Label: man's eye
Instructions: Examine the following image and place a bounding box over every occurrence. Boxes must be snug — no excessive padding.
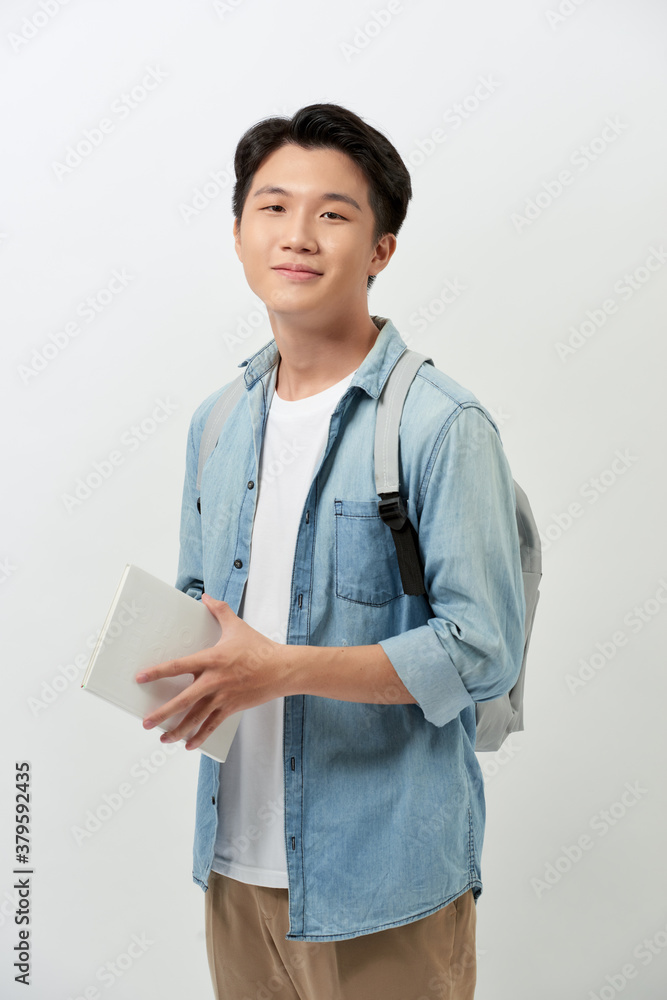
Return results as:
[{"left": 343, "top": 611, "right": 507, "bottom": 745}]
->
[{"left": 262, "top": 206, "right": 345, "bottom": 220}]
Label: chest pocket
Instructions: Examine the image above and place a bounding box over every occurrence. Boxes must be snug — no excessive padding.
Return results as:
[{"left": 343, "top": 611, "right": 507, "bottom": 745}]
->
[{"left": 334, "top": 498, "right": 407, "bottom": 606}]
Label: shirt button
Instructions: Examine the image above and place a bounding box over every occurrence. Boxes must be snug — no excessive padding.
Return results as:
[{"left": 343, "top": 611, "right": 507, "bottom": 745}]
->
[
  {"left": 234, "top": 559, "right": 243, "bottom": 569},
  {"left": 247, "top": 481, "right": 254, "bottom": 489}
]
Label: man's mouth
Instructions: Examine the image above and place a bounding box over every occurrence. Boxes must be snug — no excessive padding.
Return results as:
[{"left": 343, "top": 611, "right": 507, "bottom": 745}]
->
[{"left": 272, "top": 264, "right": 323, "bottom": 280}]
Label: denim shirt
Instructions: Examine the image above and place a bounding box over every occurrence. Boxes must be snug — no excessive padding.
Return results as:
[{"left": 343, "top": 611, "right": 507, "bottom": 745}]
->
[{"left": 175, "top": 315, "right": 526, "bottom": 942}]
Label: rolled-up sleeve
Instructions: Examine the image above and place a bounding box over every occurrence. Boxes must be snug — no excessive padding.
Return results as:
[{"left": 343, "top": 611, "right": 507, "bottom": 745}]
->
[{"left": 378, "top": 403, "right": 526, "bottom": 728}]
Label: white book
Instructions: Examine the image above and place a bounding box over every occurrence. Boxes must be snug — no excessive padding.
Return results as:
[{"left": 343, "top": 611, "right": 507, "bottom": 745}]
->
[{"left": 82, "top": 564, "right": 243, "bottom": 763}]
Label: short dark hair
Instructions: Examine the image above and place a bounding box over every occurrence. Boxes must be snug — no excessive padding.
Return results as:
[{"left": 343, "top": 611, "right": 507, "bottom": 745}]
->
[{"left": 232, "top": 103, "right": 412, "bottom": 291}]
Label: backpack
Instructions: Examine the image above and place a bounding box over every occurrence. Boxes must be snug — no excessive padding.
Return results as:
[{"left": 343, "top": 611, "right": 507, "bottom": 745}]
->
[{"left": 195, "top": 348, "right": 541, "bottom": 752}]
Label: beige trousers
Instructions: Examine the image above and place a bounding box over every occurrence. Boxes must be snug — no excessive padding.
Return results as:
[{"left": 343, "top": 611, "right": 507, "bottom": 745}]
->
[{"left": 205, "top": 869, "right": 477, "bottom": 1000}]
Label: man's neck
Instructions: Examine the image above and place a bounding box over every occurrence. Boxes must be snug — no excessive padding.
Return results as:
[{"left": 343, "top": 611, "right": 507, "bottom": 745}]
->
[{"left": 271, "top": 311, "right": 381, "bottom": 401}]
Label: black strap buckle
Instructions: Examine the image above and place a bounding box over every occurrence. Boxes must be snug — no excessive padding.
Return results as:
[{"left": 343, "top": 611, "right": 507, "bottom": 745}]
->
[
  {"left": 378, "top": 493, "right": 407, "bottom": 530},
  {"left": 378, "top": 492, "right": 426, "bottom": 596}
]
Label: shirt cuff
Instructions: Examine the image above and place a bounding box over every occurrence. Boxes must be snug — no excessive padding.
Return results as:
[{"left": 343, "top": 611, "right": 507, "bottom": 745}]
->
[{"left": 378, "top": 623, "right": 475, "bottom": 728}]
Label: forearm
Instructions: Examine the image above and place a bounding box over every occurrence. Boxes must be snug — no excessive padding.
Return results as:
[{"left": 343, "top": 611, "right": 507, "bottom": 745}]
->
[{"left": 279, "top": 641, "right": 418, "bottom": 705}]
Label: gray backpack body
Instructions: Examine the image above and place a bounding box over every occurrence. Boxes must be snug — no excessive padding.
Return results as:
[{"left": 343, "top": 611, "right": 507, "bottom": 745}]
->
[{"left": 195, "top": 348, "right": 541, "bottom": 752}]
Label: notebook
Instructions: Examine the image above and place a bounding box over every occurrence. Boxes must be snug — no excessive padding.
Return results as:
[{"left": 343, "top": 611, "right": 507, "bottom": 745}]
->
[{"left": 82, "top": 564, "right": 243, "bottom": 762}]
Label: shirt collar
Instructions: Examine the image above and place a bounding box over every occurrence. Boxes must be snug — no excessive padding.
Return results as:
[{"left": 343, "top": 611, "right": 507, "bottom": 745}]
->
[{"left": 236, "top": 315, "right": 408, "bottom": 400}]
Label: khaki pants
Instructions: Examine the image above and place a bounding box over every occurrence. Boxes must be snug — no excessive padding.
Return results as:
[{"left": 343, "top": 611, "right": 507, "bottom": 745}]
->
[{"left": 205, "top": 870, "right": 477, "bottom": 1000}]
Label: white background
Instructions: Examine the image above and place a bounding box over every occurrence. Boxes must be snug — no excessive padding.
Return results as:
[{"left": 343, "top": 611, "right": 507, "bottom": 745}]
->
[{"left": 1, "top": 1, "right": 666, "bottom": 998}]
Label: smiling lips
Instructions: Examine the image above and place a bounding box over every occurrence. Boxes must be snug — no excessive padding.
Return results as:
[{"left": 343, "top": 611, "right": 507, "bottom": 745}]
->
[{"left": 272, "top": 263, "right": 322, "bottom": 280}]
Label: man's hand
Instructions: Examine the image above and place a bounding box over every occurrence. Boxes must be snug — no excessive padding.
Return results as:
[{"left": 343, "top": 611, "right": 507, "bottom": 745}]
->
[{"left": 135, "top": 594, "right": 287, "bottom": 751}]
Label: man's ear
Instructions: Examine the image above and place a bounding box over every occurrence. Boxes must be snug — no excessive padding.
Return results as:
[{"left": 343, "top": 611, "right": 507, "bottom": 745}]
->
[
  {"left": 233, "top": 218, "right": 242, "bottom": 263},
  {"left": 368, "top": 233, "right": 397, "bottom": 279}
]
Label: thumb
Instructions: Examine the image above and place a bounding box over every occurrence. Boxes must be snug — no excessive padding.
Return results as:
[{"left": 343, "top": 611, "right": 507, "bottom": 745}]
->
[{"left": 201, "top": 593, "right": 234, "bottom": 619}]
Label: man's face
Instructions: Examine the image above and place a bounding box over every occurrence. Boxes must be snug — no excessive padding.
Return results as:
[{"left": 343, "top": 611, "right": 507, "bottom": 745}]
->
[{"left": 233, "top": 143, "right": 394, "bottom": 319}]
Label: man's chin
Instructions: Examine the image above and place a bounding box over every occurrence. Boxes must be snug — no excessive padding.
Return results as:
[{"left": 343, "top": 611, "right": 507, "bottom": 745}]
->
[{"left": 263, "top": 291, "right": 328, "bottom": 319}]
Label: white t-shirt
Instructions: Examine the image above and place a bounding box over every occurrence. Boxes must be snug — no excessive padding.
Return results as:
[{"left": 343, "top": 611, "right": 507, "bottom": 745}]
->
[{"left": 211, "top": 366, "right": 358, "bottom": 887}]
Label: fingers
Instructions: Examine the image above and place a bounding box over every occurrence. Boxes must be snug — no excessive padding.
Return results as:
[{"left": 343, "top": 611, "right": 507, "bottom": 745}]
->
[
  {"left": 154, "top": 698, "right": 211, "bottom": 743},
  {"left": 136, "top": 651, "right": 209, "bottom": 684},
  {"left": 142, "top": 677, "right": 208, "bottom": 730},
  {"left": 159, "top": 698, "right": 220, "bottom": 747},
  {"left": 182, "top": 708, "right": 228, "bottom": 750}
]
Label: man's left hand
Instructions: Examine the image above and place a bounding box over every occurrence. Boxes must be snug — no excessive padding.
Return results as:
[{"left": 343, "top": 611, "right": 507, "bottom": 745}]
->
[{"left": 135, "top": 593, "right": 287, "bottom": 751}]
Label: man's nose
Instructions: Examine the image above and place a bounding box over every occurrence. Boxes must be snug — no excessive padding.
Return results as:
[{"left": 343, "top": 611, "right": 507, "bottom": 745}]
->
[{"left": 280, "top": 209, "right": 318, "bottom": 251}]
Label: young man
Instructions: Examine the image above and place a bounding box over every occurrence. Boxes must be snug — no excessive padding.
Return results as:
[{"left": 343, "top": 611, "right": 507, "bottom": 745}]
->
[{"left": 136, "top": 103, "right": 526, "bottom": 999}]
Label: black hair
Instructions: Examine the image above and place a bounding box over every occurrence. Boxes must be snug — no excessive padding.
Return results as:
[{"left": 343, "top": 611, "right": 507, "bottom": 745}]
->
[{"left": 232, "top": 103, "right": 412, "bottom": 291}]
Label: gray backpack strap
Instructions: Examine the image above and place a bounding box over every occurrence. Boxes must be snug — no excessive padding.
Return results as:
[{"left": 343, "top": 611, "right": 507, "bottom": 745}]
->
[
  {"left": 195, "top": 375, "right": 246, "bottom": 510},
  {"left": 375, "top": 349, "right": 433, "bottom": 494},
  {"left": 375, "top": 349, "right": 433, "bottom": 596}
]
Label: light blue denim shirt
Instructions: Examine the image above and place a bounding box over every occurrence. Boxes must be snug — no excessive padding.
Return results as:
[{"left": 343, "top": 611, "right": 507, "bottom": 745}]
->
[{"left": 175, "top": 315, "right": 525, "bottom": 942}]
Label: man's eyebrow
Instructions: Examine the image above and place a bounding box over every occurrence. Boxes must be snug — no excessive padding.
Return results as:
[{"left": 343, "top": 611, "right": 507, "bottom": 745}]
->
[{"left": 252, "top": 185, "right": 362, "bottom": 212}]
